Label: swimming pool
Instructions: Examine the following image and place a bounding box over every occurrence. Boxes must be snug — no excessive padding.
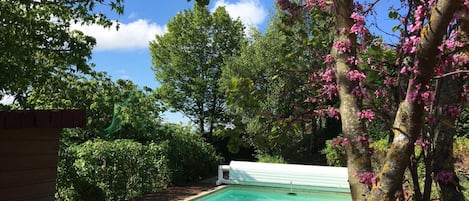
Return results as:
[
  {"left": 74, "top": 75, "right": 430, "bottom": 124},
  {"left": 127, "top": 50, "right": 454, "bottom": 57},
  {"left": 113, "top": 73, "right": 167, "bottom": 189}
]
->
[{"left": 191, "top": 185, "right": 352, "bottom": 201}]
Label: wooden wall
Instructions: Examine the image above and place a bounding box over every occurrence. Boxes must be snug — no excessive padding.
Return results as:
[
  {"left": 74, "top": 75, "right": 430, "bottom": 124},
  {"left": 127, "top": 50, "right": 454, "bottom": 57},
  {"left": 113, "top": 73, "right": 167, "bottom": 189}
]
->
[
  {"left": 0, "top": 128, "right": 61, "bottom": 201},
  {"left": 0, "top": 110, "right": 85, "bottom": 201}
]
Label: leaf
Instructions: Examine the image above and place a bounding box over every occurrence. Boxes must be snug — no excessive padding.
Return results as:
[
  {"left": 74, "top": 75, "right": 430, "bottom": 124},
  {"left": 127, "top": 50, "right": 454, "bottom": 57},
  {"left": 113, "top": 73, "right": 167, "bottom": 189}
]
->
[
  {"left": 388, "top": 11, "right": 398, "bottom": 19},
  {"left": 366, "top": 71, "right": 379, "bottom": 83}
]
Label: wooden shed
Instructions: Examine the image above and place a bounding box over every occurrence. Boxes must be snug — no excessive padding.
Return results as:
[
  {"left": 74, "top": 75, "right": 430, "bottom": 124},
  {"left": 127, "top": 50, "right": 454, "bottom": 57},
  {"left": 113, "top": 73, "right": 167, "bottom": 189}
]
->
[{"left": 0, "top": 110, "right": 85, "bottom": 201}]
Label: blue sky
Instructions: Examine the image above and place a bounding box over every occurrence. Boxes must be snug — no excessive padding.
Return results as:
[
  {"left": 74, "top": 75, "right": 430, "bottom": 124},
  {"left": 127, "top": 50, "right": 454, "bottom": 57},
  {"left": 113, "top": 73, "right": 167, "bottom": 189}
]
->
[
  {"left": 71, "top": 0, "right": 398, "bottom": 124},
  {"left": 72, "top": 0, "right": 276, "bottom": 124},
  {"left": 79, "top": 0, "right": 276, "bottom": 89}
]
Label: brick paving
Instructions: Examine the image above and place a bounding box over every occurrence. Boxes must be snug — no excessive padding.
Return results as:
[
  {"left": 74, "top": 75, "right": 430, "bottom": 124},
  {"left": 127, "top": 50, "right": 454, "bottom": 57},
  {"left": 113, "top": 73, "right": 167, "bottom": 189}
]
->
[{"left": 133, "top": 178, "right": 220, "bottom": 201}]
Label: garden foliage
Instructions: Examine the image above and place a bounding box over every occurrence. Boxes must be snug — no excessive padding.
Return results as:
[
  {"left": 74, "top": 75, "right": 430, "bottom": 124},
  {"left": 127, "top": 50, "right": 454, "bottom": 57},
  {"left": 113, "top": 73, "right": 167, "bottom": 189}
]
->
[{"left": 56, "top": 124, "right": 220, "bottom": 201}]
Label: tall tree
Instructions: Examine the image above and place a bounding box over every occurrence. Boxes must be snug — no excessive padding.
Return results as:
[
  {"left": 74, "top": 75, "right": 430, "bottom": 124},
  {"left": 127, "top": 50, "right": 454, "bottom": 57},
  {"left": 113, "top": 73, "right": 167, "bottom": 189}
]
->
[
  {"left": 150, "top": 5, "right": 244, "bottom": 139},
  {"left": 0, "top": 0, "right": 123, "bottom": 105},
  {"left": 220, "top": 8, "right": 336, "bottom": 160}
]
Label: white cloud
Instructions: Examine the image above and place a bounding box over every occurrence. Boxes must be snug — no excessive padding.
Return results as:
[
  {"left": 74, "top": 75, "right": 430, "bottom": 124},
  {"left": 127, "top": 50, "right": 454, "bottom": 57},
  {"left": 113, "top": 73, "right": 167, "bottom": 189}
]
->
[
  {"left": 71, "top": 19, "right": 166, "bottom": 51},
  {"left": 212, "top": 0, "right": 267, "bottom": 27}
]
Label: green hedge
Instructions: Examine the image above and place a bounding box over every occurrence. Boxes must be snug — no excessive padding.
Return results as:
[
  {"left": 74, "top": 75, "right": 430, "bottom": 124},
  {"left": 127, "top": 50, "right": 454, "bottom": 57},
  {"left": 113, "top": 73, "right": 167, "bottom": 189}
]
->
[
  {"left": 56, "top": 126, "right": 221, "bottom": 201},
  {"left": 165, "top": 126, "right": 222, "bottom": 184},
  {"left": 57, "top": 139, "right": 171, "bottom": 201}
]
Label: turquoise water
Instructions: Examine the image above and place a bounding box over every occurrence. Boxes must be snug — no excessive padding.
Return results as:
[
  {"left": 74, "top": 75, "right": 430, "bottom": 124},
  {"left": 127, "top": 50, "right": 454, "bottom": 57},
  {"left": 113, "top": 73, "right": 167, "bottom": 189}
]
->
[{"left": 192, "top": 186, "right": 352, "bottom": 201}]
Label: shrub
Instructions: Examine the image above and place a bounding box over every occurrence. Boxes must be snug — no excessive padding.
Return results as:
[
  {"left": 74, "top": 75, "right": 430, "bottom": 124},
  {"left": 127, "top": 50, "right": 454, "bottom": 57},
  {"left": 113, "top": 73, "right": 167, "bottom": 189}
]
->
[
  {"left": 56, "top": 124, "right": 221, "bottom": 200},
  {"left": 165, "top": 125, "right": 222, "bottom": 184},
  {"left": 321, "top": 137, "right": 388, "bottom": 168},
  {"left": 321, "top": 138, "right": 347, "bottom": 167},
  {"left": 256, "top": 154, "right": 286, "bottom": 163},
  {"left": 56, "top": 139, "right": 171, "bottom": 201}
]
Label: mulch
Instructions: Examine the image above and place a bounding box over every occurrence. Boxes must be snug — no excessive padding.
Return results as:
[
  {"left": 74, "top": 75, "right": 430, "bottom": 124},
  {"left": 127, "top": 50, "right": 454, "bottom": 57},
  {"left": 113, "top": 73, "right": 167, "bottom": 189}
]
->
[{"left": 133, "top": 178, "right": 219, "bottom": 201}]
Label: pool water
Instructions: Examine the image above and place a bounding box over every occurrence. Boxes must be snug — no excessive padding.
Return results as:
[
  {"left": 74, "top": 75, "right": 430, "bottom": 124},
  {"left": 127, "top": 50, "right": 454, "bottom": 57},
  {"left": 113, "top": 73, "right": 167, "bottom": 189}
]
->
[{"left": 192, "top": 186, "right": 352, "bottom": 201}]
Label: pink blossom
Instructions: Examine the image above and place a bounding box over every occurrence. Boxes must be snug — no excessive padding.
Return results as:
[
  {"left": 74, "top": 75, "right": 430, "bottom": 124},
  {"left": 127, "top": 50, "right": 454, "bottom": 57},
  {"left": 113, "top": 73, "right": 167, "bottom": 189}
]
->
[
  {"left": 374, "top": 89, "right": 381, "bottom": 98},
  {"left": 356, "top": 57, "right": 364, "bottom": 65},
  {"left": 402, "top": 36, "right": 420, "bottom": 54},
  {"left": 463, "top": 85, "right": 469, "bottom": 103},
  {"left": 352, "top": 86, "right": 371, "bottom": 100},
  {"left": 350, "top": 17, "right": 366, "bottom": 36},
  {"left": 435, "top": 171, "right": 454, "bottom": 184},
  {"left": 452, "top": 53, "right": 469, "bottom": 66},
  {"left": 357, "top": 135, "right": 370, "bottom": 146},
  {"left": 384, "top": 77, "right": 395, "bottom": 86},
  {"left": 414, "top": 138, "right": 430, "bottom": 151},
  {"left": 340, "top": 28, "right": 348, "bottom": 34},
  {"left": 409, "top": 21, "right": 422, "bottom": 33},
  {"left": 328, "top": 107, "right": 340, "bottom": 119},
  {"left": 434, "top": 62, "right": 446, "bottom": 76},
  {"left": 409, "top": 5, "right": 426, "bottom": 33},
  {"left": 354, "top": 172, "right": 376, "bottom": 189},
  {"left": 421, "top": 92, "right": 432, "bottom": 103},
  {"left": 321, "top": 68, "right": 335, "bottom": 82},
  {"left": 357, "top": 109, "right": 375, "bottom": 122},
  {"left": 428, "top": 0, "right": 436, "bottom": 7},
  {"left": 324, "top": 54, "right": 334, "bottom": 64},
  {"left": 443, "top": 105, "right": 461, "bottom": 118},
  {"left": 354, "top": 2, "right": 364, "bottom": 12},
  {"left": 333, "top": 39, "right": 352, "bottom": 53},
  {"left": 414, "top": 5, "right": 426, "bottom": 22},
  {"left": 323, "top": 84, "right": 338, "bottom": 100},
  {"left": 427, "top": 115, "right": 436, "bottom": 125},
  {"left": 444, "top": 39, "right": 456, "bottom": 50},
  {"left": 342, "top": 138, "right": 349, "bottom": 146},
  {"left": 346, "top": 70, "right": 366, "bottom": 82},
  {"left": 347, "top": 56, "right": 356, "bottom": 64},
  {"left": 306, "top": 0, "right": 327, "bottom": 10},
  {"left": 407, "top": 83, "right": 421, "bottom": 104},
  {"left": 350, "top": 12, "right": 366, "bottom": 36},
  {"left": 400, "top": 66, "right": 408, "bottom": 74},
  {"left": 304, "top": 97, "right": 317, "bottom": 103},
  {"left": 374, "top": 89, "right": 388, "bottom": 98},
  {"left": 407, "top": 89, "right": 419, "bottom": 104},
  {"left": 331, "top": 137, "right": 341, "bottom": 147},
  {"left": 410, "top": 60, "right": 420, "bottom": 75}
]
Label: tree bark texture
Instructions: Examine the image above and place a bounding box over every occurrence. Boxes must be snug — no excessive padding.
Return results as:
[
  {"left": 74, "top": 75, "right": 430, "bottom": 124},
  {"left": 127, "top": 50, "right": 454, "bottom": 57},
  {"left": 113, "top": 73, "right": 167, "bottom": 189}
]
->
[
  {"left": 433, "top": 77, "right": 466, "bottom": 201},
  {"left": 369, "top": 1, "right": 459, "bottom": 200},
  {"left": 332, "top": 0, "right": 373, "bottom": 200},
  {"left": 433, "top": 8, "right": 469, "bottom": 201}
]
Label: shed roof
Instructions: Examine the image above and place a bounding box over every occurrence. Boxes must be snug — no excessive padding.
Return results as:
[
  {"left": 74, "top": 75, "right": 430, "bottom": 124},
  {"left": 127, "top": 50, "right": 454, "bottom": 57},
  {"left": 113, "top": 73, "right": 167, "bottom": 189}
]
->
[{"left": 0, "top": 110, "right": 85, "bottom": 129}]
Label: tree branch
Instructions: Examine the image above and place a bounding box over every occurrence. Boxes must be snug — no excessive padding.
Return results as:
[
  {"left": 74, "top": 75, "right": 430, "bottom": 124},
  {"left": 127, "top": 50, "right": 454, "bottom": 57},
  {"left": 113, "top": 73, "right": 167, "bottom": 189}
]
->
[{"left": 433, "top": 70, "right": 469, "bottom": 79}]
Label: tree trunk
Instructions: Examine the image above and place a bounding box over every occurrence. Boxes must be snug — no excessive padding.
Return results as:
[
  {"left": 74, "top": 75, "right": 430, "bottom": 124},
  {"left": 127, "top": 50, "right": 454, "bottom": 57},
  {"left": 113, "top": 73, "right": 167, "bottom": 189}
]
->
[
  {"left": 369, "top": 1, "right": 459, "bottom": 200},
  {"left": 198, "top": 102, "right": 206, "bottom": 137},
  {"left": 433, "top": 77, "right": 466, "bottom": 201},
  {"left": 332, "top": 0, "right": 373, "bottom": 200},
  {"left": 433, "top": 9, "right": 469, "bottom": 200}
]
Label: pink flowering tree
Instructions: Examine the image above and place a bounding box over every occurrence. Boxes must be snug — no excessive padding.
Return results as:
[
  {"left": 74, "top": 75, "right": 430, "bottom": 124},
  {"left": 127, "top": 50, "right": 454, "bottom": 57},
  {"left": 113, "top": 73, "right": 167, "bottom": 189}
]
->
[
  {"left": 275, "top": 0, "right": 469, "bottom": 201},
  {"left": 189, "top": 0, "right": 468, "bottom": 200}
]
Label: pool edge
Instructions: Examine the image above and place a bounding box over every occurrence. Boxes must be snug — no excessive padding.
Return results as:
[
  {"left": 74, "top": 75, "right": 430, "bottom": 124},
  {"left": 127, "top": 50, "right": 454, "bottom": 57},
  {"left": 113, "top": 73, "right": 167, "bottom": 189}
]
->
[{"left": 184, "top": 185, "right": 227, "bottom": 201}]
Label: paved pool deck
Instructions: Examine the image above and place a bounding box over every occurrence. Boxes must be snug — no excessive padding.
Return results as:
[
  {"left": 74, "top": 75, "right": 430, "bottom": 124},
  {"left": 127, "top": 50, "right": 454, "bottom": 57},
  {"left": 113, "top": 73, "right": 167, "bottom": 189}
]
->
[{"left": 134, "top": 177, "right": 221, "bottom": 201}]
